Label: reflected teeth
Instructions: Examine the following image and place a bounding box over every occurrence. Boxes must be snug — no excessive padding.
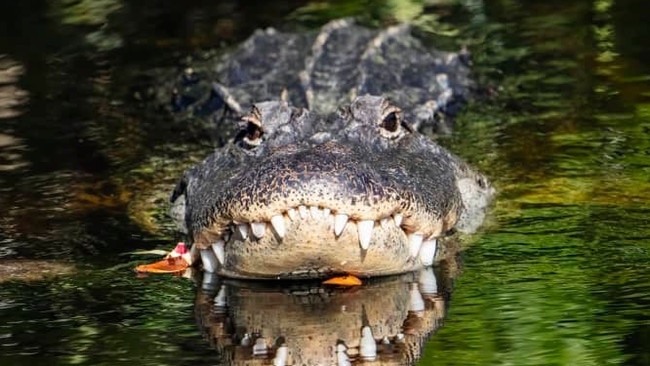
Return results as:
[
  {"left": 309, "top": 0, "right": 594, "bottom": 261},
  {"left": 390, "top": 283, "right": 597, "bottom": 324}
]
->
[
  {"left": 408, "top": 233, "right": 424, "bottom": 258},
  {"left": 270, "top": 215, "right": 286, "bottom": 238},
  {"left": 237, "top": 224, "right": 249, "bottom": 239},
  {"left": 336, "top": 343, "right": 350, "bottom": 366},
  {"left": 357, "top": 220, "right": 374, "bottom": 250},
  {"left": 273, "top": 345, "right": 288, "bottom": 366},
  {"left": 214, "top": 285, "right": 228, "bottom": 308},
  {"left": 253, "top": 337, "right": 268, "bottom": 356},
  {"left": 409, "top": 283, "right": 425, "bottom": 312},
  {"left": 359, "top": 326, "right": 377, "bottom": 360},
  {"left": 334, "top": 214, "right": 349, "bottom": 236},
  {"left": 418, "top": 267, "right": 438, "bottom": 295},
  {"left": 241, "top": 334, "right": 252, "bottom": 346},
  {"left": 251, "top": 222, "right": 266, "bottom": 238}
]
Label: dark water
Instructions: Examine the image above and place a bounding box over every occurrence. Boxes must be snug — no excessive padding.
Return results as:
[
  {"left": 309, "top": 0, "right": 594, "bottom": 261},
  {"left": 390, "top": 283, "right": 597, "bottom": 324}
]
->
[{"left": 1, "top": 0, "right": 649, "bottom": 365}]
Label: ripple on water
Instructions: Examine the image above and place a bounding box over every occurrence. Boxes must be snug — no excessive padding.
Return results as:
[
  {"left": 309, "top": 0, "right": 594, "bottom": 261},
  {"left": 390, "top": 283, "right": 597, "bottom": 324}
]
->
[{"left": 0, "top": 269, "right": 220, "bottom": 364}]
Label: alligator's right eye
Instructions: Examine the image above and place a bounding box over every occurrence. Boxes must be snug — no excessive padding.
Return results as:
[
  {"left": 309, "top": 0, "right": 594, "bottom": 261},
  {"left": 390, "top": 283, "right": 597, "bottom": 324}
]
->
[
  {"left": 236, "top": 107, "right": 264, "bottom": 149},
  {"left": 236, "top": 122, "right": 263, "bottom": 148}
]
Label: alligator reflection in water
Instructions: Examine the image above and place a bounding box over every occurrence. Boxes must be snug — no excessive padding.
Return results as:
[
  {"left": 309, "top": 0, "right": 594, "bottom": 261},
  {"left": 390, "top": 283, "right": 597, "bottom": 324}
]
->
[{"left": 193, "top": 252, "right": 459, "bottom": 366}]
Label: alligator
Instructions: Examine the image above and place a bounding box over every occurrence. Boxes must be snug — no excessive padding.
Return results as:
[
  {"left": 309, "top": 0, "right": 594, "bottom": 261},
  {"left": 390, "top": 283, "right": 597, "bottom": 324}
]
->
[{"left": 145, "top": 19, "right": 494, "bottom": 279}]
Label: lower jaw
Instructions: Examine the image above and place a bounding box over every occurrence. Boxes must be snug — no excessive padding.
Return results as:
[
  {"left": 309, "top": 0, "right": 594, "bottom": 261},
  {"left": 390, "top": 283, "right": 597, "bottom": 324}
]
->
[{"left": 198, "top": 218, "right": 440, "bottom": 280}]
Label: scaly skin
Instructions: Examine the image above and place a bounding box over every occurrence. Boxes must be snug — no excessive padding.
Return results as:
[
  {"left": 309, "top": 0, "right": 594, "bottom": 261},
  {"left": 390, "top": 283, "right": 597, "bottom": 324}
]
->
[{"left": 170, "top": 96, "right": 493, "bottom": 279}]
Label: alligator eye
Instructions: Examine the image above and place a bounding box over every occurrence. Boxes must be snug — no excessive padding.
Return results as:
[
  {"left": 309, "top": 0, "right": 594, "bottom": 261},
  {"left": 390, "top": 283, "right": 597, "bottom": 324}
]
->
[
  {"left": 243, "top": 122, "right": 263, "bottom": 146},
  {"left": 382, "top": 111, "right": 400, "bottom": 133},
  {"left": 235, "top": 121, "right": 263, "bottom": 149},
  {"left": 247, "top": 122, "right": 262, "bottom": 140},
  {"left": 235, "top": 105, "right": 265, "bottom": 149},
  {"left": 379, "top": 107, "right": 406, "bottom": 139}
]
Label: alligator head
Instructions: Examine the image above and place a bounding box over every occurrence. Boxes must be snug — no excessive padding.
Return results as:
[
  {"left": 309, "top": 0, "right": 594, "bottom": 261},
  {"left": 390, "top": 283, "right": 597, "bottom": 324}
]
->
[{"left": 170, "top": 95, "right": 493, "bottom": 279}]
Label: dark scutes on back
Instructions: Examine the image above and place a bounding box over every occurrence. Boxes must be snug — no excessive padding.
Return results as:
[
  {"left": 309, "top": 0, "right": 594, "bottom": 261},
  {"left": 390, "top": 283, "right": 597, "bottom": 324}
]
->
[{"left": 166, "top": 19, "right": 472, "bottom": 135}]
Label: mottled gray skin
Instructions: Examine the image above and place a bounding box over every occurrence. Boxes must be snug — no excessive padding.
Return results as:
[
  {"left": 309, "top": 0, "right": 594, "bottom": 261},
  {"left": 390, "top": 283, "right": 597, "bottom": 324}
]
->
[
  {"left": 167, "top": 19, "right": 472, "bottom": 135},
  {"left": 171, "top": 96, "right": 493, "bottom": 279},
  {"left": 167, "top": 19, "right": 493, "bottom": 279}
]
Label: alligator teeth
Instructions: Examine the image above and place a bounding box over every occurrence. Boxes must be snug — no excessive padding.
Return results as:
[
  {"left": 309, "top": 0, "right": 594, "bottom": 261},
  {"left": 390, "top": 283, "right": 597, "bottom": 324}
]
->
[
  {"left": 200, "top": 248, "right": 219, "bottom": 273},
  {"left": 310, "top": 206, "right": 322, "bottom": 219},
  {"left": 379, "top": 217, "right": 390, "bottom": 229},
  {"left": 223, "top": 207, "right": 428, "bottom": 261},
  {"left": 418, "top": 238, "right": 437, "bottom": 266},
  {"left": 393, "top": 213, "right": 403, "bottom": 227},
  {"left": 211, "top": 240, "right": 225, "bottom": 265},
  {"left": 408, "top": 233, "right": 424, "bottom": 257},
  {"left": 334, "top": 214, "right": 348, "bottom": 236},
  {"left": 237, "top": 223, "right": 249, "bottom": 239},
  {"left": 298, "top": 205, "right": 309, "bottom": 219},
  {"left": 270, "top": 215, "right": 286, "bottom": 238},
  {"left": 251, "top": 222, "right": 266, "bottom": 238},
  {"left": 357, "top": 220, "right": 374, "bottom": 250}
]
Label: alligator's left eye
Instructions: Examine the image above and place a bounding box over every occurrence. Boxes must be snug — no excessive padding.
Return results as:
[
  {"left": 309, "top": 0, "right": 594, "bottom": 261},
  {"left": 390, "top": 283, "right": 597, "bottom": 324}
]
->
[
  {"left": 382, "top": 111, "right": 400, "bottom": 133},
  {"left": 379, "top": 107, "right": 406, "bottom": 139}
]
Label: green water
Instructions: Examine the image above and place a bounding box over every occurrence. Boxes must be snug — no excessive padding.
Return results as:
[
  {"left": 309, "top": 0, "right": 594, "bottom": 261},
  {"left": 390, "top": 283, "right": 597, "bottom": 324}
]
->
[
  {"left": 1, "top": 0, "right": 649, "bottom": 365},
  {"left": 431, "top": 1, "right": 650, "bottom": 364}
]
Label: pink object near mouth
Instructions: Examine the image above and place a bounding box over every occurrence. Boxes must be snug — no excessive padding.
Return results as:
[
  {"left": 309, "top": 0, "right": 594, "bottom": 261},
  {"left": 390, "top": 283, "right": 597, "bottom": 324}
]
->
[{"left": 173, "top": 242, "right": 188, "bottom": 254}]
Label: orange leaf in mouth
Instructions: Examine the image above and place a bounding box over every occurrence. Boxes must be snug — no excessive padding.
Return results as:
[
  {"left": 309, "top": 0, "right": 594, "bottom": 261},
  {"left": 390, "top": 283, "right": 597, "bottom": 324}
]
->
[
  {"left": 135, "top": 256, "right": 189, "bottom": 274},
  {"left": 322, "top": 275, "right": 362, "bottom": 286}
]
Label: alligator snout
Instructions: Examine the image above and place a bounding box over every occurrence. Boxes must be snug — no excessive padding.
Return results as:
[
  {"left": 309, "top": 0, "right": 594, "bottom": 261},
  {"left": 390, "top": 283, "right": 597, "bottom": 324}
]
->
[{"left": 222, "top": 142, "right": 406, "bottom": 225}]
